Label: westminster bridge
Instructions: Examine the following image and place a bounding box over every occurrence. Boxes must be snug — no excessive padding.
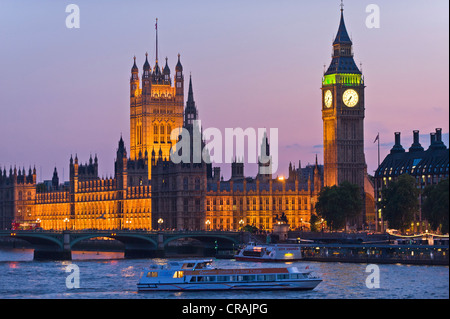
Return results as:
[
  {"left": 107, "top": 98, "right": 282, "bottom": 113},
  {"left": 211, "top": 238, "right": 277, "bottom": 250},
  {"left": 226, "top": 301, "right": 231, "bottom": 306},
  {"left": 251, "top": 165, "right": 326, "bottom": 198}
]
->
[{"left": 0, "top": 230, "right": 247, "bottom": 260}]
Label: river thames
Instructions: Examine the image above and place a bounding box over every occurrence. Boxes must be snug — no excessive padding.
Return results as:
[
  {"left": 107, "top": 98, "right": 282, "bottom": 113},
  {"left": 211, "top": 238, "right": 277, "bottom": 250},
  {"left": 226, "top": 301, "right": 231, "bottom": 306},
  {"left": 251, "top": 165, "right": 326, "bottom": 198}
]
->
[{"left": 0, "top": 248, "right": 447, "bottom": 299}]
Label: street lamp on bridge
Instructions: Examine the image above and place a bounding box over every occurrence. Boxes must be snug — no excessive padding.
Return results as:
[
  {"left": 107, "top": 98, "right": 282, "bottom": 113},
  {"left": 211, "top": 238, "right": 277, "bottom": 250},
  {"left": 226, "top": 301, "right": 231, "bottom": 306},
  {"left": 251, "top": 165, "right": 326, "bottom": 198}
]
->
[
  {"left": 158, "top": 218, "right": 164, "bottom": 230},
  {"left": 239, "top": 219, "right": 245, "bottom": 231},
  {"left": 64, "top": 218, "right": 70, "bottom": 231}
]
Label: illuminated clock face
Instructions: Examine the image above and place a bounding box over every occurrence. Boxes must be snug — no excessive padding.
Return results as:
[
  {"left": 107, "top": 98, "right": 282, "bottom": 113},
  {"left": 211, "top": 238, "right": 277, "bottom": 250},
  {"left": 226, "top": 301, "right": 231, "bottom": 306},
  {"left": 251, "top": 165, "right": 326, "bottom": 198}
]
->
[
  {"left": 343, "top": 89, "right": 359, "bottom": 107},
  {"left": 324, "top": 90, "right": 333, "bottom": 108}
]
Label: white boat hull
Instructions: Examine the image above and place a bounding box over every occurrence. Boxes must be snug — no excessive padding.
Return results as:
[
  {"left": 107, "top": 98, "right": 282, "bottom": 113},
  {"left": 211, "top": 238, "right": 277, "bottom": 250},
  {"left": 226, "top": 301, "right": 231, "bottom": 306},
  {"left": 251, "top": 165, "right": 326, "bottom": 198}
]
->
[{"left": 137, "top": 279, "right": 322, "bottom": 292}]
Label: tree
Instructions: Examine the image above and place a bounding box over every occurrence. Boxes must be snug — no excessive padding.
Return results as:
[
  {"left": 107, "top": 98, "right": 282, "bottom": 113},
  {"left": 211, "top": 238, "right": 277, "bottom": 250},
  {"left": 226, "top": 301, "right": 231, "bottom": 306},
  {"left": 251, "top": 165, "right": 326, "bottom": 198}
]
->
[
  {"left": 243, "top": 224, "right": 258, "bottom": 233},
  {"left": 422, "top": 178, "right": 449, "bottom": 234},
  {"left": 315, "top": 181, "right": 363, "bottom": 231},
  {"left": 379, "top": 174, "right": 419, "bottom": 233}
]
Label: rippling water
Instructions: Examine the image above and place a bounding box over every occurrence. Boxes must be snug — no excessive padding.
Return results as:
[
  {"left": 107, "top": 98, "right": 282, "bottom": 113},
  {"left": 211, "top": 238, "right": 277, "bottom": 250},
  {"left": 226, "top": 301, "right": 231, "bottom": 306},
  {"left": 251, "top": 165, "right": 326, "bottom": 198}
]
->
[{"left": 0, "top": 248, "right": 448, "bottom": 299}]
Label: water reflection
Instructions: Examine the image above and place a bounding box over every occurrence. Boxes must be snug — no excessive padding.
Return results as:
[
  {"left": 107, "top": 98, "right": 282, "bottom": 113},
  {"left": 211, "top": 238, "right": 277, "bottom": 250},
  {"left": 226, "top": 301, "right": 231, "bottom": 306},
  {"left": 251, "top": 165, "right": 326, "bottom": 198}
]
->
[{"left": 0, "top": 248, "right": 448, "bottom": 299}]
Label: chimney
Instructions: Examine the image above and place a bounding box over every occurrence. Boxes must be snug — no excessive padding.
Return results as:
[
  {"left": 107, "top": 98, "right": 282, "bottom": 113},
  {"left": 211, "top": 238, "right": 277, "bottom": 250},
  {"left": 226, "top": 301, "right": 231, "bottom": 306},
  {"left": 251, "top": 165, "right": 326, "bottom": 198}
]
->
[
  {"left": 390, "top": 132, "right": 405, "bottom": 154},
  {"left": 409, "top": 130, "right": 424, "bottom": 152},
  {"left": 430, "top": 133, "right": 436, "bottom": 145},
  {"left": 429, "top": 128, "right": 447, "bottom": 150},
  {"left": 436, "top": 128, "right": 442, "bottom": 143},
  {"left": 413, "top": 130, "right": 419, "bottom": 144},
  {"left": 395, "top": 132, "right": 401, "bottom": 145}
]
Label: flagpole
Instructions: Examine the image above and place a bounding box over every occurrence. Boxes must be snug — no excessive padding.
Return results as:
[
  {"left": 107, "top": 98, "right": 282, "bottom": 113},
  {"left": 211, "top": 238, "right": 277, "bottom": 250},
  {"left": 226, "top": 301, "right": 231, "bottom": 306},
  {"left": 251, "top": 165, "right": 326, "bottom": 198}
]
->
[
  {"left": 374, "top": 132, "right": 380, "bottom": 233},
  {"left": 155, "top": 18, "right": 158, "bottom": 63},
  {"left": 377, "top": 132, "right": 380, "bottom": 168}
]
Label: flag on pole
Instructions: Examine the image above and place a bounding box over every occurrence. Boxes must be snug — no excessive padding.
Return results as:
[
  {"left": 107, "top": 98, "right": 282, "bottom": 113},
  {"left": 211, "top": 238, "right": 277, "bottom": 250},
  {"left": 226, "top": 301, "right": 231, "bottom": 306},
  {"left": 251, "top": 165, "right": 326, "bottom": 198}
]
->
[
  {"left": 155, "top": 18, "right": 158, "bottom": 30},
  {"left": 373, "top": 133, "right": 379, "bottom": 143}
]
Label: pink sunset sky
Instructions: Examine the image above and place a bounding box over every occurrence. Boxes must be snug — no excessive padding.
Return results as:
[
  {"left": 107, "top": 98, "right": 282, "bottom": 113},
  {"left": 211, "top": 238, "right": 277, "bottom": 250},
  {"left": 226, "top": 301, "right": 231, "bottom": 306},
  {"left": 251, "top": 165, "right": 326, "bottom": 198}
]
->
[{"left": 0, "top": 0, "right": 448, "bottom": 182}]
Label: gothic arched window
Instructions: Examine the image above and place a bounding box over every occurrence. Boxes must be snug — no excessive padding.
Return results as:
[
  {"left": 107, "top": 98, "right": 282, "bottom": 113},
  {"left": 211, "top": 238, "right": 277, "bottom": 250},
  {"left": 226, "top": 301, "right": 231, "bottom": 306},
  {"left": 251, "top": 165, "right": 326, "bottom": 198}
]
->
[
  {"left": 195, "top": 178, "right": 200, "bottom": 190},
  {"left": 160, "top": 125, "right": 165, "bottom": 143},
  {"left": 153, "top": 124, "right": 158, "bottom": 143}
]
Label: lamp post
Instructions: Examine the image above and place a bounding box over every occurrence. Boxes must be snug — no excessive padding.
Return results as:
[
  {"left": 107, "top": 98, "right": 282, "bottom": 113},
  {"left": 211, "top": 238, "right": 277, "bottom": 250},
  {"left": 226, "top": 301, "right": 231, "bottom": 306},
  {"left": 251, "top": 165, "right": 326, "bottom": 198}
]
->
[
  {"left": 320, "top": 218, "right": 324, "bottom": 233},
  {"left": 64, "top": 218, "right": 70, "bottom": 231},
  {"left": 158, "top": 218, "right": 164, "bottom": 231},
  {"left": 239, "top": 219, "right": 245, "bottom": 231},
  {"left": 205, "top": 219, "right": 211, "bottom": 231}
]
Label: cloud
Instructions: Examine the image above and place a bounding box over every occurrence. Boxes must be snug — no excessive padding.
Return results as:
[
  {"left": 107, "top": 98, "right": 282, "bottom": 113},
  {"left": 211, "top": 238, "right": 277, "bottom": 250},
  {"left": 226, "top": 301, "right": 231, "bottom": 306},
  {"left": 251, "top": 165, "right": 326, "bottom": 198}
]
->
[{"left": 284, "top": 143, "right": 302, "bottom": 150}]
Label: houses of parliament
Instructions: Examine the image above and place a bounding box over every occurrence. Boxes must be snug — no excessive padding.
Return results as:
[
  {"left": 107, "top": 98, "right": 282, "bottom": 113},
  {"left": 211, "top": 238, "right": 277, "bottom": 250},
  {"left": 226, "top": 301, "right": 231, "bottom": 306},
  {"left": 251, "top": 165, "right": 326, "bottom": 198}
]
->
[{"left": 0, "top": 9, "right": 377, "bottom": 232}]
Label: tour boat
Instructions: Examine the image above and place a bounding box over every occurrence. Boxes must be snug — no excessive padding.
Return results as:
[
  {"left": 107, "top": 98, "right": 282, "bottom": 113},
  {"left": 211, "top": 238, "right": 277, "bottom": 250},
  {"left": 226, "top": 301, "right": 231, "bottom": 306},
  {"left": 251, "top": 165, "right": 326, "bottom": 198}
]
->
[
  {"left": 137, "top": 259, "right": 321, "bottom": 292},
  {"left": 234, "top": 242, "right": 302, "bottom": 262}
]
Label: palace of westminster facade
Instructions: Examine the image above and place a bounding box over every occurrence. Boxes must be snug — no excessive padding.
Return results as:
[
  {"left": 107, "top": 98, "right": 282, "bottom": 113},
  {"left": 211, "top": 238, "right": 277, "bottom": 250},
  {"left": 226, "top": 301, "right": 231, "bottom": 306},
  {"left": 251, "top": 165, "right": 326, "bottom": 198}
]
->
[{"left": 0, "top": 9, "right": 380, "bottom": 232}]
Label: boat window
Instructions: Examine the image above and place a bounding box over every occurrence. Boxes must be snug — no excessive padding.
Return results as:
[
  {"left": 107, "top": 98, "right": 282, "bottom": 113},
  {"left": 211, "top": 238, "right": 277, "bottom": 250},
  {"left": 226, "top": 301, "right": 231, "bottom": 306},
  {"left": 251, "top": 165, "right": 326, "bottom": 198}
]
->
[
  {"left": 217, "top": 276, "right": 230, "bottom": 282},
  {"left": 173, "top": 271, "right": 184, "bottom": 278},
  {"left": 277, "top": 274, "right": 290, "bottom": 280},
  {"left": 182, "top": 263, "right": 195, "bottom": 269},
  {"left": 146, "top": 271, "right": 158, "bottom": 277},
  {"left": 196, "top": 276, "right": 216, "bottom": 282},
  {"left": 291, "top": 273, "right": 306, "bottom": 279},
  {"left": 237, "top": 275, "right": 255, "bottom": 281},
  {"left": 265, "top": 275, "right": 276, "bottom": 281},
  {"left": 190, "top": 276, "right": 197, "bottom": 282},
  {"left": 257, "top": 275, "right": 265, "bottom": 281}
]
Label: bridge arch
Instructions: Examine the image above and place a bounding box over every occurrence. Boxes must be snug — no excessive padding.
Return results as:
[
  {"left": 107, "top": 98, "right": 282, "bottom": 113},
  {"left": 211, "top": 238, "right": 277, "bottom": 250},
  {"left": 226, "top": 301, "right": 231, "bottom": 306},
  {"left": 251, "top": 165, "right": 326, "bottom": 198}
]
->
[
  {"left": 69, "top": 233, "right": 158, "bottom": 249},
  {"left": 0, "top": 232, "right": 64, "bottom": 250}
]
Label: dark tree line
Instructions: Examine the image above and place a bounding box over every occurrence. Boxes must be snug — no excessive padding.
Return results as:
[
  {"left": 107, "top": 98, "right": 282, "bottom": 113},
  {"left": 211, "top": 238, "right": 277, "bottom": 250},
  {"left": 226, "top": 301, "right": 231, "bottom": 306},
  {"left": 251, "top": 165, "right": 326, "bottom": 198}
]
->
[
  {"left": 314, "top": 175, "right": 448, "bottom": 235},
  {"left": 314, "top": 181, "right": 363, "bottom": 231},
  {"left": 378, "top": 174, "right": 448, "bottom": 234},
  {"left": 422, "top": 178, "right": 449, "bottom": 234}
]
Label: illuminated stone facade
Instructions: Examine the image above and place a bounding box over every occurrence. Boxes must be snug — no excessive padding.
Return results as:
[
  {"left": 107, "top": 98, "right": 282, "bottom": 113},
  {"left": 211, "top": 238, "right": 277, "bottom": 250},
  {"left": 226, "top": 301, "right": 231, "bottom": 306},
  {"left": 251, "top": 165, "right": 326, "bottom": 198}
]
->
[
  {"left": 0, "top": 167, "right": 36, "bottom": 230},
  {"left": 204, "top": 160, "right": 322, "bottom": 231},
  {"left": 129, "top": 53, "right": 184, "bottom": 179},
  {"left": 0, "top": 140, "right": 151, "bottom": 231}
]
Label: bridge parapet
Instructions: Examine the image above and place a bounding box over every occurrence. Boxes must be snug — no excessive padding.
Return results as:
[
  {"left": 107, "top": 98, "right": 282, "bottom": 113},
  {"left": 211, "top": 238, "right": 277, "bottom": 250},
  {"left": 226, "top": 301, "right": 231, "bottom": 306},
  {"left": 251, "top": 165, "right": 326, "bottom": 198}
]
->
[{"left": 0, "top": 230, "right": 246, "bottom": 260}]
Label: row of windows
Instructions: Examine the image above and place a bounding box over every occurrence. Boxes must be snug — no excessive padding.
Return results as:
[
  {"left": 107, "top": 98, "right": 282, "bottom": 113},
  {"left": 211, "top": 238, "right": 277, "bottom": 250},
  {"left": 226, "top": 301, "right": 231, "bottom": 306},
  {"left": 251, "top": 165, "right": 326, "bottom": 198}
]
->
[
  {"left": 153, "top": 124, "right": 173, "bottom": 144},
  {"left": 18, "top": 191, "right": 32, "bottom": 201},
  {"left": 189, "top": 273, "right": 308, "bottom": 283},
  {"left": 157, "top": 177, "right": 201, "bottom": 191},
  {"left": 206, "top": 197, "right": 309, "bottom": 210},
  {"left": 205, "top": 217, "right": 307, "bottom": 228},
  {"left": 208, "top": 197, "right": 309, "bottom": 206}
]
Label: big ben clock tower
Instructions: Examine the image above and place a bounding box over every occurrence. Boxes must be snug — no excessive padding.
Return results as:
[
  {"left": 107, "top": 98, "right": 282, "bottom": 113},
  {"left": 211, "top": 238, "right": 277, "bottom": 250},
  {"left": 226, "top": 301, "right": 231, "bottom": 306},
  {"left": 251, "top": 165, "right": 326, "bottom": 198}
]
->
[{"left": 322, "top": 5, "right": 366, "bottom": 190}]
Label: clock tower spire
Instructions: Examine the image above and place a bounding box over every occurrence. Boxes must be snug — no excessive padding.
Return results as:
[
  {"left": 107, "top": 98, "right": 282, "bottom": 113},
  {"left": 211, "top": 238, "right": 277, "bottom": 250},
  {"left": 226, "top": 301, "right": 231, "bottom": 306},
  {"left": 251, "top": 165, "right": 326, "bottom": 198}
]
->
[{"left": 321, "top": 4, "right": 366, "bottom": 192}]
